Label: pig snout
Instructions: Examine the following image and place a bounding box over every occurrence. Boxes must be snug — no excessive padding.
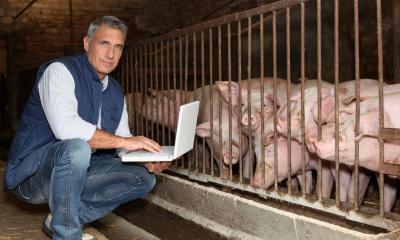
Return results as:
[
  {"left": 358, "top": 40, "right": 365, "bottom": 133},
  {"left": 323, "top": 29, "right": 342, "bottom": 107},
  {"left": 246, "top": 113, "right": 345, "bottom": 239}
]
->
[
  {"left": 223, "top": 152, "right": 239, "bottom": 165},
  {"left": 241, "top": 113, "right": 260, "bottom": 129}
]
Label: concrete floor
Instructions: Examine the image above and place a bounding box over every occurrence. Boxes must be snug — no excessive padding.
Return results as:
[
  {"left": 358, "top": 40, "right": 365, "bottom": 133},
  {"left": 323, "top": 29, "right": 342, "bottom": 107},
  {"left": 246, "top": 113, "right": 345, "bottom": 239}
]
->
[{"left": 0, "top": 161, "right": 107, "bottom": 240}]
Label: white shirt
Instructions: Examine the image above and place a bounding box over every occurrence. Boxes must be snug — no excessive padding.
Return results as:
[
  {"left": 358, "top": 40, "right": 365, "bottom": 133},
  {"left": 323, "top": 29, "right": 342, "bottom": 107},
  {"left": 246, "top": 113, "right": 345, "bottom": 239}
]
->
[{"left": 38, "top": 62, "right": 132, "bottom": 141}]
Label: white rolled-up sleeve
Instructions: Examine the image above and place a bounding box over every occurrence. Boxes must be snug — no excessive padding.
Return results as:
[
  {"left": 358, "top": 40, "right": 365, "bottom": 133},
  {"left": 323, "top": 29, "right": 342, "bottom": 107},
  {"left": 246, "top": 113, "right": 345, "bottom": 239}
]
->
[{"left": 38, "top": 62, "right": 97, "bottom": 141}]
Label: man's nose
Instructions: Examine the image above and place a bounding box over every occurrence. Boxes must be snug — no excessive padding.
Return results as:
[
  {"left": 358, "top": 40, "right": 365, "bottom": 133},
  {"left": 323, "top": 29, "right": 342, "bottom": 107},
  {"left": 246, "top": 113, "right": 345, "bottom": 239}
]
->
[{"left": 106, "top": 47, "right": 114, "bottom": 59}]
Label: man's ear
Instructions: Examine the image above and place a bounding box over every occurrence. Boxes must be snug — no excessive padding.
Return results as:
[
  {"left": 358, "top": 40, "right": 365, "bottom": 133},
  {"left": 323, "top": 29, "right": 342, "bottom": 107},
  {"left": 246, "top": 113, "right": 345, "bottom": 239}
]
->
[{"left": 83, "top": 36, "right": 90, "bottom": 51}]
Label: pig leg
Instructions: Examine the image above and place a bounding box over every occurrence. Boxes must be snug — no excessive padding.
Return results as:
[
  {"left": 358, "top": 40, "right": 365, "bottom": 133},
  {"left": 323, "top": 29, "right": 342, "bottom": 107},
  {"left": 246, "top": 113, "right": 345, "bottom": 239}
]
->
[
  {"left": 296, "top": 170, "right": 313, "bottom": 194},
  {"left": 376, "top": 175, "right": 398, "bottom": 212},
  {"left": 242, "top": 151, "right": 251, "bottom": 179},
  {"left": 347, "top": 169, "right": 371, "bottom": 205},
  {"left": 331, "top": 164, "right": 352, "bottom": 202},
  {"left": 321, "top": 162, "right": 334, "bottom": 199},
  {"left": 291, "top": 177, "right": 300, "bottom": 192}
]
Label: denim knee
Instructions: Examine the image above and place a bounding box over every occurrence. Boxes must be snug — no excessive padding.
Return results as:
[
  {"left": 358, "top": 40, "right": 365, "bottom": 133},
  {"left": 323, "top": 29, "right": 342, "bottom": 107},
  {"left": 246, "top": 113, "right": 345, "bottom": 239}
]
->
[
  {"left": 127, "top": 169, "right": 156, "bottom": 196},
  {"left": 53, "top": 138, "right": 91, "bottom": 170}
]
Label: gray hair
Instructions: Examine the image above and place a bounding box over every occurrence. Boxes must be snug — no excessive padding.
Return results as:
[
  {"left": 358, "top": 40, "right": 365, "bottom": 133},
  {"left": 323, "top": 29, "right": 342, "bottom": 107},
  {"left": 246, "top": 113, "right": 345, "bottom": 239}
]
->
[{"left": 86, "top": 16, "right": 128, "bottom": 38}]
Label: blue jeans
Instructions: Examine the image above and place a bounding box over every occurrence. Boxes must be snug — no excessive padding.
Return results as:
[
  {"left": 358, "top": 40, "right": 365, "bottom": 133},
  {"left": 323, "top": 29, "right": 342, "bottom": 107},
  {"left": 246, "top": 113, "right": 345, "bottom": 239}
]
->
[{"left": 11, "top": 139, "right": 156, "bottom": 240}]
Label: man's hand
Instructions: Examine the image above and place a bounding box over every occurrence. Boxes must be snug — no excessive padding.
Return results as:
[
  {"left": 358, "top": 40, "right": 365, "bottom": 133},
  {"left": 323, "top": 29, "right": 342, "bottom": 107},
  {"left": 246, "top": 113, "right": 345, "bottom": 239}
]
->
[
  {"left": 123, "top": 136, "right": 161, "bottom": 153},
  {"left": 145, "top": 162, "right": 171, "bottom": 173}
]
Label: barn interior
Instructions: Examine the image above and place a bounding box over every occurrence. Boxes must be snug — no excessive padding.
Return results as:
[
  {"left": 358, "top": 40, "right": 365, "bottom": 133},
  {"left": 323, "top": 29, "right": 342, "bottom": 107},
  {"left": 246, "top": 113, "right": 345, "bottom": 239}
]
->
[{"left": 1, "top": 0, "right": 400, "bottom": 239}]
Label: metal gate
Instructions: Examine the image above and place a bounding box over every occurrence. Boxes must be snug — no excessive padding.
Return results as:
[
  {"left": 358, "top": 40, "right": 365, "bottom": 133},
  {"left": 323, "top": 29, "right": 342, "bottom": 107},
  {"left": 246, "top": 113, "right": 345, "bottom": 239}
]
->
[{"left": 116, "top": 0, "right": 400, "bottom": 231}]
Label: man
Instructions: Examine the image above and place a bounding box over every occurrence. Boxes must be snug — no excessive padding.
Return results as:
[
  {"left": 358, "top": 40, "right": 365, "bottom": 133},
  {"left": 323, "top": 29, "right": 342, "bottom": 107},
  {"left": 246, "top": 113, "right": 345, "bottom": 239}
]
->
[{"left": 4, "top": 16, "right": 170, "bottom": 240}]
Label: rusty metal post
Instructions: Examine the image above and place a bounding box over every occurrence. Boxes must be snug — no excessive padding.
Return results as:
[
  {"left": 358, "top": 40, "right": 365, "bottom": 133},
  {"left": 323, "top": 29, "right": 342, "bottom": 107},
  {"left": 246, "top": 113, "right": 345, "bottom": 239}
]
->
[
  {"left": 334, "top": 0, "right": 340, "bottom": 207},
  {"left": 286, "top": 7, "right": 292, "bottom": 195}
]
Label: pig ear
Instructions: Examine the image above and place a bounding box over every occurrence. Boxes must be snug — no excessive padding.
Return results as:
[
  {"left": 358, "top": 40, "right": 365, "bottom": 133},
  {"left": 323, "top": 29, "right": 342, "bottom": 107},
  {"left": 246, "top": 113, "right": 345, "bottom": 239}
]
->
[
  {"left": 342, "top": 96, "right": 368, "bottom": 105},
  {"left": 196, "top": 122, "right": 212, "bottom": 137},
  {"left": 215, "top": 81, "right": 239, "bottom": 106},
  {"left": 321, "top": 86, "right": 334, "bottom": 98},
  {"left": 311, "top": 95, "right": 335, "bottom": 124},
  {"left": 264, "top": 93, "right": 280, "bottom": 108},
  {"left": 147, "top": 88, "right": 157, "bottom": 96}
]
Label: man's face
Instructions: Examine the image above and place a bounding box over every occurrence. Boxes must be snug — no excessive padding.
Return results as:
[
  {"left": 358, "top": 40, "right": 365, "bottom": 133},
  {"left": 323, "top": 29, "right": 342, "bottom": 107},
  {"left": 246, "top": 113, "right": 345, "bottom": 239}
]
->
[{"left": 83, "top": 24, "right": 125, "bottom": 80}]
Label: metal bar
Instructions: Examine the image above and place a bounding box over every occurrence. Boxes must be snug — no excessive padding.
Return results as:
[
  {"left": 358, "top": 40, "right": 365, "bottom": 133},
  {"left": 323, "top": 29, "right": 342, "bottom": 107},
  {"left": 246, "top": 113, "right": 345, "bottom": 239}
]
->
[
  {"left": 193, "top": 33, "right": 199, "bottom": 172},
  {"left": 209, "top": 28, "right": 214, "bottom": 176},
  {"left": 238, "top": 20, "right": 243, "bottom": 183},
  {"left": 144, "top": 44, "right": 149, "bottom": 138},
  {"left": 218, "top": 26, "right": 223, "bottom": 179},
  {"left": 376, "top": 0, "right": 385, "bottom": 216},
  {"left": 334, "top": 0, "right": 340, "bottom": 207},
  {"left": 155, "top": 42, "right": 159, "bottom": 144},
  {"left": 167, "top": 40, "right": 171, "bottom": 144},
  {"left": 129, "top": 49, "right": 135, "bottom": 133},
  {"left": 228, "top": 23, "right": 233, "bottom": 180},
  {"left": 247, "top": 17, "right": 253, "bottom": 185},
  {"left": 134, "top": 0, "right": 308, "bottom": 46},
  {"left": 12, "top": 0, "right": 39, "bottom": 20},
  {"left": 140, "top": 46, "right": 144, "bottom": 136},
  {"left": 286, "top": 7, "right": 292, "bottom": 195},
  {"left": 173, "top": 38, "right": 177, "bottom": 167},
  {"left": 185, "top": 35, "right": 189, "bottom": 169},
  {"left": 134, "top": 48, "right": 139, "bottom": 134},
  {"left": 201, "top": 30, "right": 206, "bottom": 174},
  {"left": 149, "top": 44, "right": 154, "bottom": 141},
  {"left": 300, "top": 2, "right": 306, "bottom": 197},
  {"left": 161, "top": 41, "right": 165, "bottom": 145},
  {"left": 179, "top": 36, "right": 184, "bottom": 168},
  {"left": 353, "top": 0, "right": 360, "bottom": 211},
  {"left": 260, "top": 14, "right": 266, "bottom": 187},
  {"left": 273, "top": 10, "right": 279, "bottom": 191},
  {"left": 316, "top": 0, "right": 322, "bottom": 203}
]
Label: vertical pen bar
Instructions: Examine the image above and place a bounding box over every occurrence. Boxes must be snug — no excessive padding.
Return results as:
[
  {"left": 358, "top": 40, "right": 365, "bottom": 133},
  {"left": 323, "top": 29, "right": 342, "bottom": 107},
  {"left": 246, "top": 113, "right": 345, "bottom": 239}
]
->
[
  {"left": 316, "top": 0, "right": 323, "bottom": 203},
  {"left": 247, "top": 17, "right": 254, "bottom": 185},
  {"left": 334, "top": 0, "right": 340, "bottom": 207},
  {"left": 228, "top": 23, "right": 233, "bottom": 180},
  {"left": 260, "top": 14, "right": 266, "bottom": 186},
  {"left": 185, "top": 35, "right": 189, "bottom": 169},
  {"left": 238, "top": 20, "right": 243, "bottom": 183},
  {"left": 218, "top": 26, "right": 223, "bottom": 178},
  {"left": 140, "top": 46, "right": 144, "bottom": 136},
  {"left": 173, "top": 38, "right": 177, "bottom": 167},
  {"left": 273, "top": 11, "right": 279, "bottom": 191},
  {"left": 144, "top": 44, "right": 149, "bottom": 138},
  {"left": 209, "top": 28, "right": 214, "bottom": 176},
  {"left": 149, "top": 44, "right": 154, "bottom": 141},
  {"left": 179, "top": 36, "right": 184, "bottom": 168},
  {"left": 201, "top": 30, "right": 206, "bottom": 174},
  {"left": 134, "top": 48, "right": 139, "bottom": 135},
  {"left": 137, "top": 46, "right": 146, "bottom": 135},
  {"left": 376, "top": 0, "right": 385, "bottom": 216},
  {"left": 129, "top": 49, "right": 135, "bottom": 135},
  {"left": 167, "top": 40, "right": 171, "bottom": 145},
  {"left": 193, "top": 33, "right": 199, "bottom": 172},
  {"left": 300, "top": 2, "right": 306, "bottom": 197},
  {"left": 353, "top": 0, "right": 360, "bottom": 210},
  {"left": 161, "top": 41, "right": 165, "bottom": 145},
  {"left": 155, "top": 42, "right": 159, "bottom": 145},
  {"left": 286, "top": 7, "right": 292, "bottom": 195}
]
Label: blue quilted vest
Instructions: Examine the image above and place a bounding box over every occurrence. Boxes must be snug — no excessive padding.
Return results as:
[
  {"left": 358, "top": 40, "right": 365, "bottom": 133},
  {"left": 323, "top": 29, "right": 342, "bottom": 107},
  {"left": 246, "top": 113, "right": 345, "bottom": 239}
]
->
[{"left": 4, "top": 53, "right": 124, "bottom": 189}]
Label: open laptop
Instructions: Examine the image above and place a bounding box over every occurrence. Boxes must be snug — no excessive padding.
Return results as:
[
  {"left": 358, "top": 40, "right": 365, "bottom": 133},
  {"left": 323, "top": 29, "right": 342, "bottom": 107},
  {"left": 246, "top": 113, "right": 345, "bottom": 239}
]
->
[{"left": 120, "top": 101, "right": 200, "bottom": 162}]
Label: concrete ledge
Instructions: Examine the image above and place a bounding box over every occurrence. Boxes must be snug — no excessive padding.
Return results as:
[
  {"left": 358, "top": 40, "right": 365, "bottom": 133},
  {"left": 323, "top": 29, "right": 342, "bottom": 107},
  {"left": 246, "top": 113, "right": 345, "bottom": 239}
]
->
[{"left": 147, "top": 174, "right": 398, "bottom": 240}]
